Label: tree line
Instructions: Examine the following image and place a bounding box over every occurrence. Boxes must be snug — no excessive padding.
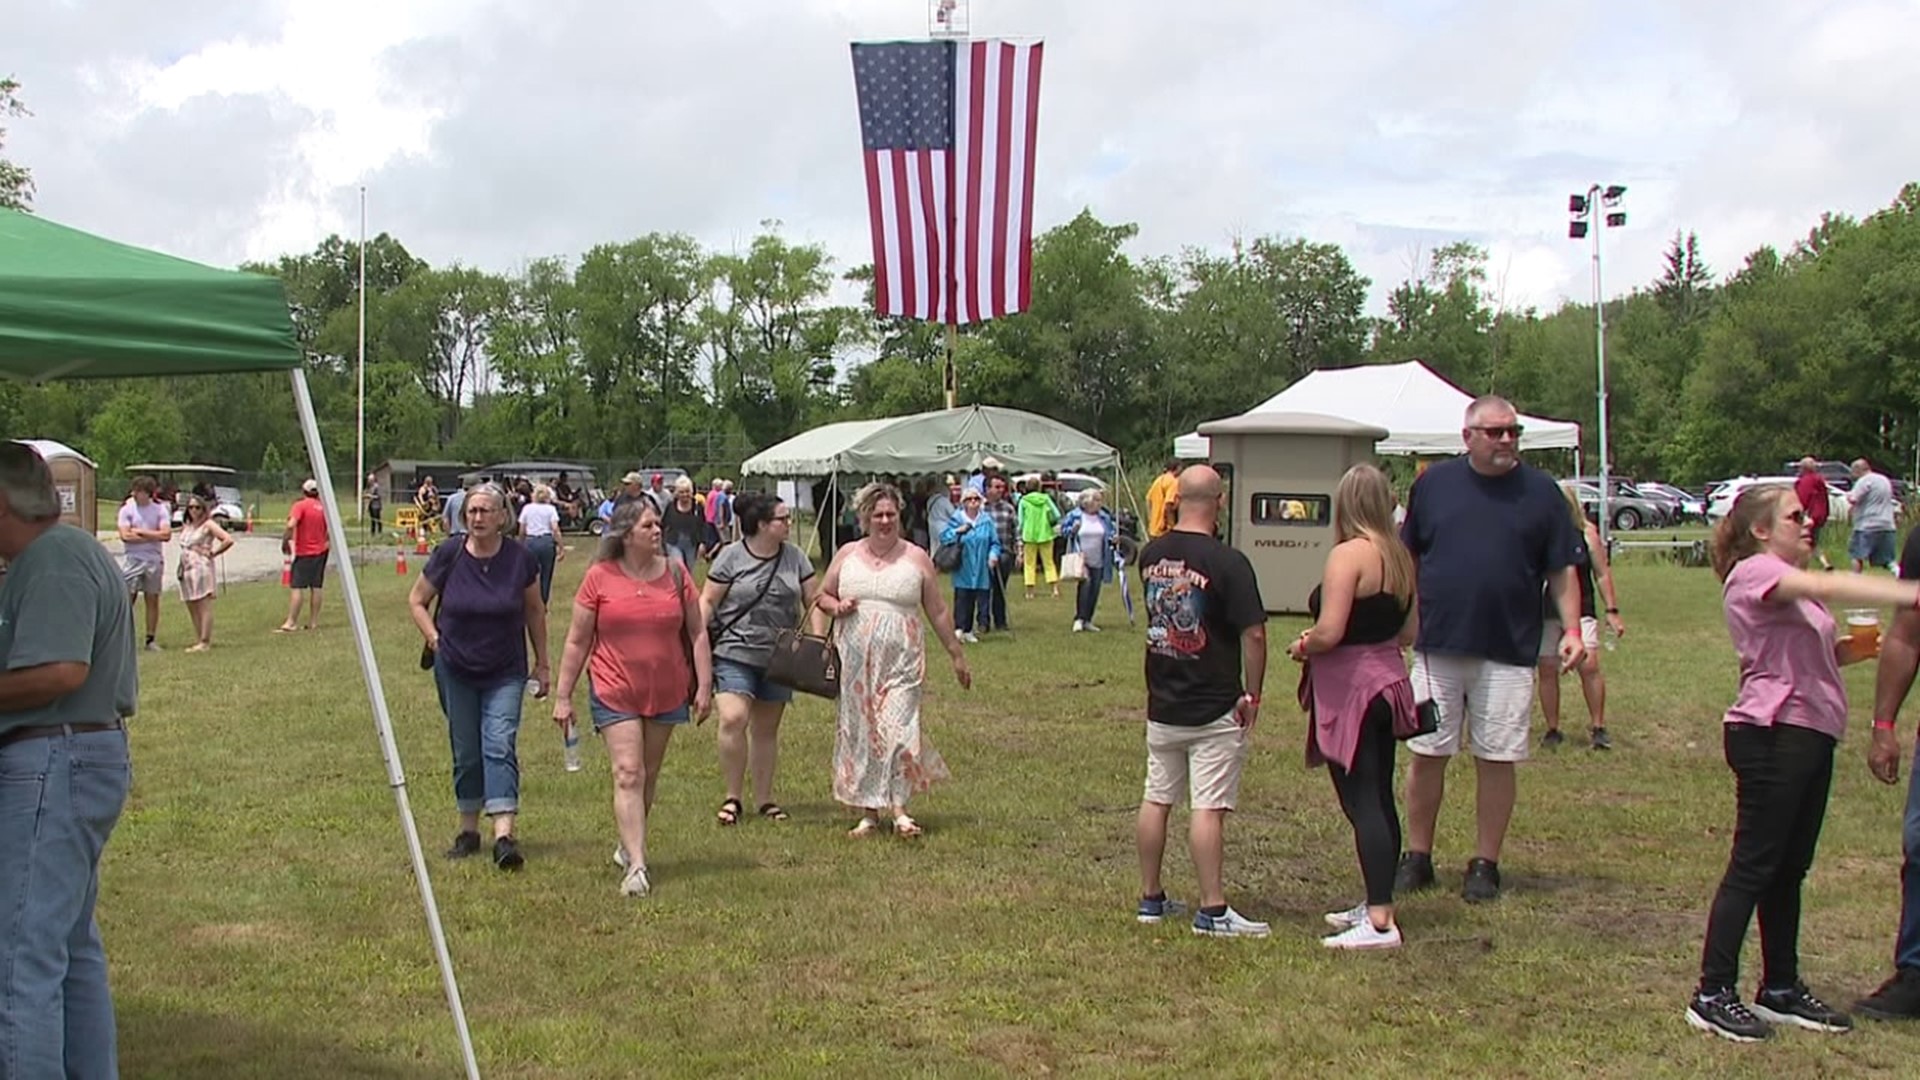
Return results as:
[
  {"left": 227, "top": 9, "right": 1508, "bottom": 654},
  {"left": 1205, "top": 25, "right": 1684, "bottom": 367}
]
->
[{"left": 6, "top": 73, "right": 1920, "bottom": 488}]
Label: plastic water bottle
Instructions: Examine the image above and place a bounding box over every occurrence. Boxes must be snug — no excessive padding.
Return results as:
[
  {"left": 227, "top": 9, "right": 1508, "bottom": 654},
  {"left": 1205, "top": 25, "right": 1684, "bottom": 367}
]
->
[{"left": 561, "top": 715, "right": 582, "bottom": 773}]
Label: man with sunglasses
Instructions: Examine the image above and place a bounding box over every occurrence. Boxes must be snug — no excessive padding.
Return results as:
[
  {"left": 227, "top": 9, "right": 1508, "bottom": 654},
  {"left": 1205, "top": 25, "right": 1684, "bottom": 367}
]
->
[{"left": 1396, "top": 395, "right": 1584, "bottom": 902}]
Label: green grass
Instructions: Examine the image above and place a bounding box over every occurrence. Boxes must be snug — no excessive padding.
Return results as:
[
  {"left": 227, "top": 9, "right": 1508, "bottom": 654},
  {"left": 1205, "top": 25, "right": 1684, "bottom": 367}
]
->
[{"left": 107, "top": 553, "right": 1920, "bottom": 1077}]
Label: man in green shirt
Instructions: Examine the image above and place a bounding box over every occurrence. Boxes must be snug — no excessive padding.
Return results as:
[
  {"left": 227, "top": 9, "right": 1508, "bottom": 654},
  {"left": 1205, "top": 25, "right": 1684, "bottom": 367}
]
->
[{"left": 0, "top": 441, "right": 135, "bottom": 1077}]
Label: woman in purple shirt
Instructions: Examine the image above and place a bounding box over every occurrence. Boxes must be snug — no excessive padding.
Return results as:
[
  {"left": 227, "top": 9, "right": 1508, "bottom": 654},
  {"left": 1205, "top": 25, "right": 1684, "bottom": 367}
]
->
[
  {"left": 408, "top": 482, "right": 551, "bottom": 872},
  {"left": 1687, "top": 483, "right": 1920, "bottom": 1042}
]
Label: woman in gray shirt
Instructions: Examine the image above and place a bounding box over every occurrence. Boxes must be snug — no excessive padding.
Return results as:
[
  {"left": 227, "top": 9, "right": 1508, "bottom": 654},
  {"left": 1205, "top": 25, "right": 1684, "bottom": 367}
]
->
[{"left": 699, "top": 492, "right": 818, "bottom": 825}]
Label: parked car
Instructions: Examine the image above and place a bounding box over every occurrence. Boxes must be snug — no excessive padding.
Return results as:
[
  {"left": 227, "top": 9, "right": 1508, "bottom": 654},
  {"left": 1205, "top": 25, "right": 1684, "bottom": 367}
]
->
[
  {"left": 1011, "top": 470, "right": 1106, "bottom": 504},
  {"left": 1706, "top": 476, "right": 1850, "bottom": 523},
  {"left": 1780, "top": 459, "right": 1854, "bottom": 490},
  {"left": 1635, "top": 481, "right": 1706, "bottom": 522},
  {"left": 1566, "top": 477, "right": 1678, "bottom": 528}
]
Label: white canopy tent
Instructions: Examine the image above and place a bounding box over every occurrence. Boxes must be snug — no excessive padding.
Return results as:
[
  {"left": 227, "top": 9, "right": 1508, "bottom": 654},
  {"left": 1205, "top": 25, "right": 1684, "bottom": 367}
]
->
[
  {"left": 743, "top": 404, "right": 1120, "bottom": 477},
  {"left": 1173, "top": 360, "right": 1581, "bottom": 459}
]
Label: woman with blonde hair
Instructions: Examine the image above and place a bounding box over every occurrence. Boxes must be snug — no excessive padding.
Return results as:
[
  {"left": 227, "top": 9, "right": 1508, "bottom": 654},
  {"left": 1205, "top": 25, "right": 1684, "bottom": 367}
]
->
[
  {"left": 176, "top": 495, "right": 235, "bottom": 651},
  {"left": 553, "top": 498, "right": 712, "bottom": 897},
  {"left": 1287, "top": 463, "right": 1418, "bottom": 950},
  {"left": 813, "top": 482, "right": 972, "bottom": 837},
  {"left": 1537, "top": 484, "right": 1625, "bottom": 750},
  {"left": 518, "top": 483, "right": 564, "bottom": 604},
  {"left": 662, "top": 476, "right": 705, "bottom": 570},
  {"left": 1684, "top": 483, "right": 1920, "bottom": 1041}
]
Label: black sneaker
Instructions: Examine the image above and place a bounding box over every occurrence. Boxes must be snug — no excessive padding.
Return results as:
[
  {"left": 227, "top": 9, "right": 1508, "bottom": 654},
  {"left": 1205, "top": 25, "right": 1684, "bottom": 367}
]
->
[
  {"left": 1687, "top": 988, "right": 1772, "bottom": 1042},
  {"left": 492, "top": 835, "right": 525, "bottom": 871},
  {"left": 1590, "top": 727, "right": 1613, "bottom": 751},
  {"left": 1855, "top": 968, "right": 1920, "bottom": 1021},
  {"left": 1393, "top": 851, "right": 1435, "bottom": 894},
  {"left": 444, "top": 830, "right": 481, "bottom": 859},
  {"left": 1462, "top": 857, "right": 1501, "bottom": 903},
  {"left": 1751, "top": 982, "right": 1852, "bottom": 1033},
  {"left": 1541, "top": 729, "right": 1565, "bottom": 750}
]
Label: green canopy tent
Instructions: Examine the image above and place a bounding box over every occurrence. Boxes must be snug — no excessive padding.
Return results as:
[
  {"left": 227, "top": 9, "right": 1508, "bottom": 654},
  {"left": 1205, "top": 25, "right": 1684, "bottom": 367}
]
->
[{"left": 0, "top": 208, "right": 480, "bottom": 1078}]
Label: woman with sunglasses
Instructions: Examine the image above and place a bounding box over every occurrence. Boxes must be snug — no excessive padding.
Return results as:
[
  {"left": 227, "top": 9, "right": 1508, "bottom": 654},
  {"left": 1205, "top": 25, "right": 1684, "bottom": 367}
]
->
[
  {"left": 176, "top": 497, "right": 235, "bottom": 651},
  {"left": 1686, "top": 484, "right": 1920, "bottom": 1042}
]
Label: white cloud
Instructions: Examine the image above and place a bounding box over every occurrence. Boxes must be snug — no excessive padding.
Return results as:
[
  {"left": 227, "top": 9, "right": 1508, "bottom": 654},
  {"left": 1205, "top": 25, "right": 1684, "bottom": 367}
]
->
[{"left": 7, "top": 0, "right": 1920, "bottom": 317}]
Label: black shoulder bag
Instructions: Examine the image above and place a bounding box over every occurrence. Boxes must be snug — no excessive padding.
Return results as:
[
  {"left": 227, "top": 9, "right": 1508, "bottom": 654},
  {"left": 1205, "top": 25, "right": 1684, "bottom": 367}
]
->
[{"left": 707, "top": 545, "right": 785, "bottom": 650}]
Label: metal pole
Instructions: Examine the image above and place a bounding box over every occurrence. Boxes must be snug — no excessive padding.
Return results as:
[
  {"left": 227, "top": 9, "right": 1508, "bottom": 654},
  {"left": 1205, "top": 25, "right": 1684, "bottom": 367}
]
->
[
  {"left": 356, "top": 186, "right": 368, "bottom": 527},
  {"left": 1592, "top": 184, "right": 1611, "bottom": 550},
  {"left": 289, "top": 368, "right": 483, "bottom": 1080},
  {"left": 943, "top": 323, "right": 958, "bottom": 409}
]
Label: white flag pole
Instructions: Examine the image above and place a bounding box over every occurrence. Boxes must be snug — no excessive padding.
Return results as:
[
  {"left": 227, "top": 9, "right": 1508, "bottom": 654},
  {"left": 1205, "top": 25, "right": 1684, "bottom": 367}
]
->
[{"left": 356, "top": 185, "right": 368, "bottom": 527}]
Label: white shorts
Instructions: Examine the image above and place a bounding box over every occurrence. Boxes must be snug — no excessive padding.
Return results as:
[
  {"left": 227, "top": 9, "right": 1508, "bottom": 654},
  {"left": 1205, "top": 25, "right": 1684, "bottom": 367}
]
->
[
  {"left": 1143, "top": 716, "right": 1247, "bottom": 811},
  {"left": 1406, "top": 652, "right": 1536, "bottom": 762},
  {"left": 1539, "top": 617, "right": 1599, "bottom": 660}
]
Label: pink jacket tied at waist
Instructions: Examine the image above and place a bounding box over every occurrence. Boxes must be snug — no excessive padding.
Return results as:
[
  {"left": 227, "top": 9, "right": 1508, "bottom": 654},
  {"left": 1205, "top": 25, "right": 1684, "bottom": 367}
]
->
[{"left": 1301, "top": 640, "right": 1415, "bottom": 771}]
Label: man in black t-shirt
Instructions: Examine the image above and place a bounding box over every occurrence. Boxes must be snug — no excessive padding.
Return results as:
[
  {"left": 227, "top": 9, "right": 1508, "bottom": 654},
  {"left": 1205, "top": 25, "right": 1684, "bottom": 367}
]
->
[
  {"left": 1134, "top": 465, "right": 1271, "bottom": 937},
  {"left": 1396, "top": 395, "right": 1584, "bottom": 904},
  {"left": 1855, "top": 527, "right": 1920, "bottom": 1019}
]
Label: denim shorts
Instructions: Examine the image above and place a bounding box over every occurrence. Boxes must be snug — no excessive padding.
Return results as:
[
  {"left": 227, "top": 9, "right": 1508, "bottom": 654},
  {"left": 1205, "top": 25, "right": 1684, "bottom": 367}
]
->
[
  {"left": 1851, "top": 528, "right": 1897, "bottom": 568},
  {"left": 711, "top": 656, "right": 794, "bottom": 703},
  {"left": 587, "top": 688, "right": 691, "bottom": 731}
]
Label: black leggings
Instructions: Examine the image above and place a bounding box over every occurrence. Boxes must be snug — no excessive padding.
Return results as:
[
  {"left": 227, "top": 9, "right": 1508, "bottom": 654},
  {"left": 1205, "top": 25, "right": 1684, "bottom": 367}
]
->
[
  {"left": 1329, "top": 697, "right": 1401, "bottom": 907},
  {"left": 1698, "top": 722, "right": 1835, "bottom": 993}
]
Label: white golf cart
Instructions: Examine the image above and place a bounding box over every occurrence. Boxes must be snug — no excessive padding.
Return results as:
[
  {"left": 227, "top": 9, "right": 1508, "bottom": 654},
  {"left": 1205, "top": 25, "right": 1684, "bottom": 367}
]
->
[{"left": 125, "top": 463, "right": 250, "bottom": 532}]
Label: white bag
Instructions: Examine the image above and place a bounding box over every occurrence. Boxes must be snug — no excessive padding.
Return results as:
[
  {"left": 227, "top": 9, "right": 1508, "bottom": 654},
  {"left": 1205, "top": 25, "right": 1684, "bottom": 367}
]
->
[{"left": 1059, "top": 552, "right": 1087, "bottom": 581}]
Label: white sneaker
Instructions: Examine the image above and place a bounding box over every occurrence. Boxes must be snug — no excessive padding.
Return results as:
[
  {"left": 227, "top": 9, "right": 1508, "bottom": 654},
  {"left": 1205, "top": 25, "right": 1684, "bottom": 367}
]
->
[
  {"left": 1192, "top": 906, "right": 1270, "bottom": 938},
  {"left": 1322, "top": 920, "right": 1401, "bottom": 950},
  {"left": 613, "top": 845, "right": 630, "bottom": 870},
  {"left": 1084, "top": 623, "right": 1102, "bottom": 633},
  {"left": 1324, "top": 902, "right": 1369, "bottom": 931},
  {"left": 959, "top": 631, "right": 980, "bottom": 644},
  {"left": 619, "top": 863, "right": 651, "bottom": 898},
  {"left": 1071, "top": 620, "right": 1085, "bottom": 632}
]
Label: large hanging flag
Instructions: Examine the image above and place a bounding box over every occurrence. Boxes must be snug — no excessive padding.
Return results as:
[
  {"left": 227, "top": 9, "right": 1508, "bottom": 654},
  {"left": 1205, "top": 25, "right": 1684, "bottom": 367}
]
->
[{"left": 851, "top": 39, "right": 1043, "bottom": 325}]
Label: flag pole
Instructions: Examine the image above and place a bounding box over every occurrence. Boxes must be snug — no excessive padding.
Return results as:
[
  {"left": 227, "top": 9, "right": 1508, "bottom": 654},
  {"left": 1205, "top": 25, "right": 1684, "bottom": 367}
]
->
[
  {"left": 943, "top": 324, "right": 957, "bottom": 409},
  {"left": 355, "top": 185, "right": 368, "bottom": 526}
]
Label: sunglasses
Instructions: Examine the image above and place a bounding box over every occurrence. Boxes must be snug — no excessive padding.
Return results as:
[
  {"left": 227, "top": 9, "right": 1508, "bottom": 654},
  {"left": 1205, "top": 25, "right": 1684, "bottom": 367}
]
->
[
  {"left": 1470, "top": 424, "right": 1525, "bottom": 441},
  {"left": 770, "top": 513, "right": 792, "bottom": 523},
  {"left": 1784, "top": 509, "right": 1808, "bottom": 524}
]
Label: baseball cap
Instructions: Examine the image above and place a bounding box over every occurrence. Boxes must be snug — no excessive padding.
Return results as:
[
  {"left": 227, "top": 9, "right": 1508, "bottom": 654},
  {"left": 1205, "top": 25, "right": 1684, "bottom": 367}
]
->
[
  {"left": 981, "top": 456, "right": 1003, "bottom": 470},
  {"left": 301, "top": 478, "right": 319, "bottom": 495},
  {"left": 622, "top": 471, "right": 644, "bottom": 485}
]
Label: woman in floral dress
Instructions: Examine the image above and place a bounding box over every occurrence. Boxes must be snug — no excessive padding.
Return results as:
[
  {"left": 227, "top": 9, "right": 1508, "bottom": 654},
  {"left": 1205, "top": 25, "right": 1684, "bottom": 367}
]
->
[
  {"left": 176, "top": 496, "right": 234, "bottom": 651},
  {"left": 813, "top": 482, "right": 972, "bottom": 838}
]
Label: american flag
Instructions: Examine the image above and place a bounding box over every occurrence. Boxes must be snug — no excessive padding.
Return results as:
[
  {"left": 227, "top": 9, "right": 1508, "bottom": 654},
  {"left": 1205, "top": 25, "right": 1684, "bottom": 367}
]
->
[{"left": 851, "top": 39, "right": 1044, "bottom": 325}]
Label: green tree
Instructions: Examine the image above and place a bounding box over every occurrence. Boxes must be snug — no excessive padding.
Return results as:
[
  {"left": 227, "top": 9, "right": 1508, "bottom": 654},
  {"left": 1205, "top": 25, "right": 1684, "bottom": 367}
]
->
[
  {"left": 1372, "top": 242, "right": 1494, "bottom": 389},
  {"left": 86, "top": 386, "right": 186, "bottom": 476},
  {"left": 0, "top": 77, "right": 32, "bottom": 211}
]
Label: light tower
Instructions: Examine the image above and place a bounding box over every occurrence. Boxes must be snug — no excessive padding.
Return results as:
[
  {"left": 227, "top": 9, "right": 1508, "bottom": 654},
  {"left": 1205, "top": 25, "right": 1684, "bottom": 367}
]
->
[
  {"left": 930, "top": 0, "right": 968, "bottom": 38},
  {"left": 1568, "top": 184, "right": 1627, "bottom": 546}
]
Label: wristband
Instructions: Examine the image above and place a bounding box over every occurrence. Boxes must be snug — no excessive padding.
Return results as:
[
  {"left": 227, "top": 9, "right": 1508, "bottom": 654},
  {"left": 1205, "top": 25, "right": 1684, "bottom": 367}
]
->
[
  {"left": 1243, "top": 694, "right": 1261, "bottom": 706},
  {"left": 1606, "top": 607, "right": 1620, "bottom": 614},
  {"left": 1874, "top": 719, "right": 1898, "bottom": 731}
]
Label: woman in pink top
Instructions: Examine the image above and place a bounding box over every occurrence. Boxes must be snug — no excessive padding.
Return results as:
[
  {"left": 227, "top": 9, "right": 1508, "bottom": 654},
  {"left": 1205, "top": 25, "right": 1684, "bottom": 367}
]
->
[
  {"left": 1288, "top": 465, "right": 1418, "bottom": 951},
  {"left": 1687, "top": 483, "right": 1920, "bottom": 1042},
  {"left": 553, "top": 500, "right": 713, "bottom": 899}
]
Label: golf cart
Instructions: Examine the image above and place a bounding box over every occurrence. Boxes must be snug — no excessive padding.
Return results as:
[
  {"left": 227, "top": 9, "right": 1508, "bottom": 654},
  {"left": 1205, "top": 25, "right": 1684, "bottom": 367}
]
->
[
  {"left": 125, "top": 464, "right": 249, "bottom": 532},
  {"left": 461, "top": 460, "right": 604, "bottom": 534}
]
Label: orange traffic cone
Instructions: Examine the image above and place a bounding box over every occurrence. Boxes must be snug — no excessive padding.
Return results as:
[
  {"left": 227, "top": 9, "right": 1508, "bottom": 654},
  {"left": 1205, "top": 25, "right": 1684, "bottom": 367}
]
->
[
  {"left": 280, "top": 555, "right": 292, "bottom": 587},
  {"left": 415, "top": 532, "right": 429, "bottom": 556},
  {"left": 396, "top": 547, "right": 408, "bottom": 575}
]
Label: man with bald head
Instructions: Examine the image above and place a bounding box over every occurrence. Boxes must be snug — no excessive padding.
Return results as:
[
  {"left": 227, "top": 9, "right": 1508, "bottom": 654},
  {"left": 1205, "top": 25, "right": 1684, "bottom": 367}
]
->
[
  {"left": 1848, "top": 458, "right": 1898, "bottom": 573},
  {"left": 1396, "top": 395, "right": 1584, "bottom": 903},
  {"left": 1135, "top": 465, "right": 1271, "bottom": 936},
  {"left": 1795, "top": 457, "right": 1834, "bottom": 571}
]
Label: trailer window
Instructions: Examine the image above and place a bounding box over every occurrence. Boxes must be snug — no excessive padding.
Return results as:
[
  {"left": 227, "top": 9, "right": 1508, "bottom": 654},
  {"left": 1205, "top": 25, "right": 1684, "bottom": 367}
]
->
[{"left": 1250, "top": 493, "right": 1330, "bottom": 527}]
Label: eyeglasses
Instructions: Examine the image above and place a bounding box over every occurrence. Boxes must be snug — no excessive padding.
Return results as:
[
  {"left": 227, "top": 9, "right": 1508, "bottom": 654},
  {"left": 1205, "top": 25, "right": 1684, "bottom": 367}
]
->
[
  {"left": 1784, "top": 509, "right": 1808, "bottom": 524},
  {"left": 1469, "top": 424, "right": 1525, "bottom": 441},
  {"left": 770, "top": 514, "right": 792, "bottom": 523}
]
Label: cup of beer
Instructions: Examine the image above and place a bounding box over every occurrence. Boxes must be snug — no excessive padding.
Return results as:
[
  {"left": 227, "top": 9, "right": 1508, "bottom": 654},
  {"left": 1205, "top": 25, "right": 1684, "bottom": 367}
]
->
[{"left": 1846, "top": 609, "right": 1882, "bottom": 659}]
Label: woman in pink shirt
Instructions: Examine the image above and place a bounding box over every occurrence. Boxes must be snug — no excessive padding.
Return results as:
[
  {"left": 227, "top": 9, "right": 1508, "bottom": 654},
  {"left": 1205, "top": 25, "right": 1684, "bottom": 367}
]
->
[
  {"left": 552, "top": 499, "right": 713, "bottom": 899},
  {"left": 1688, "top": 483, "right": 1920, "bottom": 1042}
]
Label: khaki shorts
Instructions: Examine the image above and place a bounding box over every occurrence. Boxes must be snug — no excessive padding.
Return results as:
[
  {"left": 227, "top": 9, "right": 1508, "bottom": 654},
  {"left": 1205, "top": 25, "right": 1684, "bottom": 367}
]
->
[
  {"left": 1539, "top": 617, "right": 1599, "bottom": 660},
  {"left": 1406, "top": 652, "right": 1536, "bottom": 762},
  {"left": 121, "top": 560, "right": 164, "bottom": 596},
  {"left": 1143, "top": 715, "right": 1247, "bottom": 811}
]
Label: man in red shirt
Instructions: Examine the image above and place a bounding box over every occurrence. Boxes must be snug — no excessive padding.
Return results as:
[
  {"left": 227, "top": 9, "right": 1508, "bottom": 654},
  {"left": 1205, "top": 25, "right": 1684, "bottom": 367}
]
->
[
  {"left": 1795, "top": 457, "right": 1833, "bottom": 571},
  {"left": 278, "top": 479, "right": 331, "bottom": 632}
]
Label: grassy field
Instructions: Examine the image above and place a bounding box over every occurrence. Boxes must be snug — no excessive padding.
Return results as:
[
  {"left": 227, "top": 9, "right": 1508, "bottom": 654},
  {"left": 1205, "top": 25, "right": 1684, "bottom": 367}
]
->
[{"left": 104, "top": 547, "right": 1920, "bottom": 1078}]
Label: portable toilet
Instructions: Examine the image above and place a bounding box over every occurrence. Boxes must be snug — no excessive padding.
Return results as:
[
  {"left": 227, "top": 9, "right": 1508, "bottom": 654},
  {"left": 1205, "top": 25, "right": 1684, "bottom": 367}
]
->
[
  {"left": 1196, "top": 411, "right": 1388, "bottom": 615},
  {"left": 14, "top": 439, "right": 97, "bottom": 534}
]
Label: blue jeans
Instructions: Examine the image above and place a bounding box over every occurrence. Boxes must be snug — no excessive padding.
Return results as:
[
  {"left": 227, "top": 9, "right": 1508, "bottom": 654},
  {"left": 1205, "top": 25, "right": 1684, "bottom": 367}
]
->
[
  {"left": 525, "top": 535, "right": 557, "bottom": 605},
  {"left": 953, "top": 588, "right": 990, "bottom": 633},
  {"left": 0, "top": 727, "right": 131, "bottom": 1080},
  {"left": 668, "top": 542, "right": 699, "bottom": 571},
  {"left": 1897, "top": 744, "right": 1920, "bottom": 971},
  {"left": 434, "top": 658, "right": 524, "bottom": 816},
  {"left": 1076, "top": 570, "right": 1105, "bottom": 624}
]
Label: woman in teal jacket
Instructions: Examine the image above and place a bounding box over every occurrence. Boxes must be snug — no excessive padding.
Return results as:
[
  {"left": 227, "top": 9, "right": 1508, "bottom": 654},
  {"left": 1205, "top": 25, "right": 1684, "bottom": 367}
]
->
[
  {"left": 1059, "top": 490, "right": 1118, "bottom": 632},
  {"left": 940, "top": 487, "right": 1001, "bottom": 642}
]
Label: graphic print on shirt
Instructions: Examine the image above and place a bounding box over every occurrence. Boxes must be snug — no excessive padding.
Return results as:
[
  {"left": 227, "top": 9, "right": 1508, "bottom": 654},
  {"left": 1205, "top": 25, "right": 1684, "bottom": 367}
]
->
[{"left": 1144, "top": 559, "right": 1210, "bottom": 657}]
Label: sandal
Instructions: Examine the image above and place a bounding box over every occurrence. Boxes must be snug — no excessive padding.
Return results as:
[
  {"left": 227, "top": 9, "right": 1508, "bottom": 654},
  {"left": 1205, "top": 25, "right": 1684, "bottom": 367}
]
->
[
  {"left": 757, "top": 802, "right": 790, "bottom": 822},
  {"left": 716, "top": 797, "right": 743, "bottom": 826},
  {"left": 848, "top": 816, "right": 881, "bottom": 838},
  {"left": 893, "top": 814, "right": 924, "bottom": 839}
]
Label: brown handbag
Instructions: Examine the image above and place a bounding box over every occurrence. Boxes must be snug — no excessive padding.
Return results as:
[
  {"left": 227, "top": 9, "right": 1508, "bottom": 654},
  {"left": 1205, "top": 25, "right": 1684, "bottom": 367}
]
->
[{"left": 765, "top": 621, "right": 841, "bottom": 699}]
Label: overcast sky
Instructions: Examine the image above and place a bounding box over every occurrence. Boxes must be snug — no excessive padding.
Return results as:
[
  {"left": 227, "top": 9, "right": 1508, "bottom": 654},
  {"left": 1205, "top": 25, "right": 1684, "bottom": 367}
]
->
[{"left": 11, "top": 0, "right": 1920, "bottom": 315}]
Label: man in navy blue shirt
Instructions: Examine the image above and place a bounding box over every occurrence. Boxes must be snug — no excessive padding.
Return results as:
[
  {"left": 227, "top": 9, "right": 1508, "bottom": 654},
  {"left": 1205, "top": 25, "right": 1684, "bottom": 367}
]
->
[{"left": 1396, "top": 395, "right": 1585, "bottom": 902}]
